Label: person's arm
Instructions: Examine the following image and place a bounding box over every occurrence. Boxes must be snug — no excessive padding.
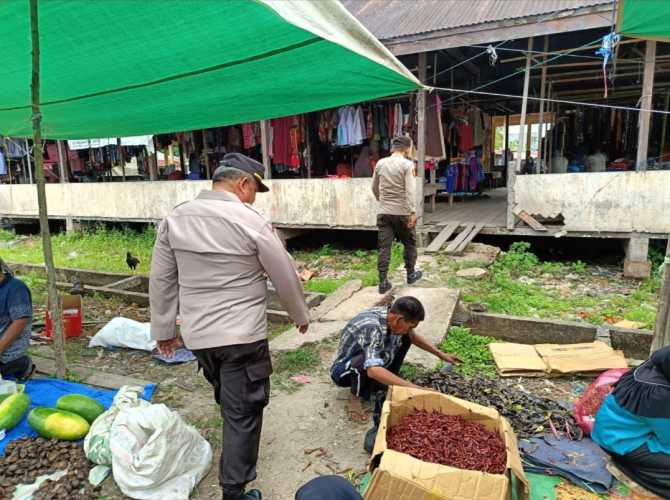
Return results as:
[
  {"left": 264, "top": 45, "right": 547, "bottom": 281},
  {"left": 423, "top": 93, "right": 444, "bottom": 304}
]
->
[
  {"left": 410, "top": 331, "right": 461, "bottom": 364},
  {"left": 405, "top": 163, "right": 417, "bottom": 227},
  {"left": 149, "top": 219, "right": 180, "bottom": 353},
  {"left": 0, "top": 318, "right": 29, "bottom": 355},
  {"left": 257, "top": 224, "right": 310, "bottom": 331},
  {"left": 367, "top": 365, "right": 421, "bottom": 388},
  {"left": 371, "top": 164, "right": 381, "bottom": 201}
]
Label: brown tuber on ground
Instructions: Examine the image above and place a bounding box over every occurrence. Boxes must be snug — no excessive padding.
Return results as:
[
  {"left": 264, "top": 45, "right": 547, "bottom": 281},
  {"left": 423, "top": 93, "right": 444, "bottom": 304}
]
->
[{"left": 387, "top": 410, "right": 507, "bottom": 474}]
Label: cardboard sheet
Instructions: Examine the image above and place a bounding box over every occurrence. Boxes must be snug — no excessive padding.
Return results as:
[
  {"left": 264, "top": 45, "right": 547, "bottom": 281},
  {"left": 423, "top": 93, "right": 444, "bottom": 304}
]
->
[{"left": 488, "top": 341, "right": 628, "bottom": 377}]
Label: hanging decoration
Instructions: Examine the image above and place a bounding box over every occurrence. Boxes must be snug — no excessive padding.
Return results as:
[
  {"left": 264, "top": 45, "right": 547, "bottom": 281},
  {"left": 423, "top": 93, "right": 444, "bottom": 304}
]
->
[
  {"left": 486, "top": 45, "right": 498, "bottom": 66},
  {"left": 595, "top": 32, "right": 620, "bottom": 98}
]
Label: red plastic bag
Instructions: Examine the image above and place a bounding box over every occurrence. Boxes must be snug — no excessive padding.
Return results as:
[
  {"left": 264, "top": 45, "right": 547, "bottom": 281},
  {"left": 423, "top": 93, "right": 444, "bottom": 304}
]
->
[{"left": 574, "top": 368, "right": 629, "bottom": 435}]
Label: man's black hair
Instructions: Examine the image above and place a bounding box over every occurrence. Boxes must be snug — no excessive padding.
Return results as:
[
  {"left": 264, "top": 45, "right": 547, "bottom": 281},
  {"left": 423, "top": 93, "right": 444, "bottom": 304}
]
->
[{"left": 390, "top": 296, "right": 425, "bottom": 322}]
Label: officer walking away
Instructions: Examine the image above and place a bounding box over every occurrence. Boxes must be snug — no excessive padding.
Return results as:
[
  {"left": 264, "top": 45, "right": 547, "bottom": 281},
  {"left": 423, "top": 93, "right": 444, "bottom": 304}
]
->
[
  {"left": 372, "top": 136, "right": 422, "bottom": 294},
  {"left": 150, "top": 153, "right": 310, "bottom": 500}
]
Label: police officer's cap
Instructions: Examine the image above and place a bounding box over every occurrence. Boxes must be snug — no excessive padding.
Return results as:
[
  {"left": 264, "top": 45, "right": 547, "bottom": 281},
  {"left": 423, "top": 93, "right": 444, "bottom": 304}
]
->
[{"left": 213, "top": 153, "right": 269, "bottom": 192}]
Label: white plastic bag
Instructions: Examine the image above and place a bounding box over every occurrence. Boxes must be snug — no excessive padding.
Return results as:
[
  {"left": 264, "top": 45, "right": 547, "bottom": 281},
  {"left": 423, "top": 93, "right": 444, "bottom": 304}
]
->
[
  {"left": 110, "top": 403, "right": 212, "bottom": 500},
  {"left": 88, "top": 317, "right": 156, "bottom": 351}
]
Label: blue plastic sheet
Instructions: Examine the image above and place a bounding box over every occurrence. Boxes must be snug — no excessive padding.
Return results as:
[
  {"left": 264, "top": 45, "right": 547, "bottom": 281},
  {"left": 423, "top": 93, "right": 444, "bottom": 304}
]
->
[
  {"left": 519, "top": 436, "right": 612, "bottom": 494},
  {"left": 0, "top": 378, "right": 156, "bottom": 456}
]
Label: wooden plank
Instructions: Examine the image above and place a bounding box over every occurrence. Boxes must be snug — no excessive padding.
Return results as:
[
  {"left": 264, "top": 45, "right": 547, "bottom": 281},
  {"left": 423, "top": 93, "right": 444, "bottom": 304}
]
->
[
  {"left": 425, "top": 222, "right": 459, "bottom": 254},
  {"left": 454, "top": 223, "right": 484, "bottom": 254},
  {"left": 445, "top": 223, "right": 474, "bottom": 254},
  {"left": 513, "top": 208, "right": 548, "bottom": 232}
]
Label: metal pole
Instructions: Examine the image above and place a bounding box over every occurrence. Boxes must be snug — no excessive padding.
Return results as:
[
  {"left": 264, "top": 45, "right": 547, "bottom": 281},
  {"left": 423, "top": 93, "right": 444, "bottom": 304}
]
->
[
  {"left": 637, "top": 41, "right": 656, "bottom": 171},
  {"left": 508, "top": 37, "right": 533, "bottom": 229}
]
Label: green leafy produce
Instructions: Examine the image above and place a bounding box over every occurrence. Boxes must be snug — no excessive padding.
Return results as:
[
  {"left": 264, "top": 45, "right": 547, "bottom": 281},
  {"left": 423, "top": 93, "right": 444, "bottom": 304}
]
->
[
  {"left": 28, "top": 407, "right": 90, "bottom": 440},
  {"left": 0, "top": 393, "right": 31, "bottom": 431},
  {"left": 56, "top": 394, "right": 105, "bottom": 424},
  {"left": 439, "top": 327, "right": 497, "bottom": 377}
]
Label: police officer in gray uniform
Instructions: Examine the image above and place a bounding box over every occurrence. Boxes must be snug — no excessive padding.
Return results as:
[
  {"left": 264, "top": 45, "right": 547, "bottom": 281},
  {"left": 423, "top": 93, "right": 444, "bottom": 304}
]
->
[{"left": 150, "top": 153, "right": 310, "bottom": 500}]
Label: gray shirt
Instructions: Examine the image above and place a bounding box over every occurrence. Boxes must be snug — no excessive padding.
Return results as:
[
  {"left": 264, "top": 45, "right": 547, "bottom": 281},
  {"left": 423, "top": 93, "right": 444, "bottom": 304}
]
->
[
  {"left": 149, "top": 190, "right": 309, "bottom": 350},
  {"left": 372, "top": 153, "right": 416, "bottom": 215}
]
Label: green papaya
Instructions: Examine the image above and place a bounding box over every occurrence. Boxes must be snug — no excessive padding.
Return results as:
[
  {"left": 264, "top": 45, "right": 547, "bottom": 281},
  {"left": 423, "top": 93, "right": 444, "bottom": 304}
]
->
[
  {"left": 56, "top": 394, "right": 105, "bottom": 424},
  {"left": 0, "top": 392, "right": 31, "bottom": 431},
  {"left": 28, "top": 407, "right": 90, "bottom": 440}
]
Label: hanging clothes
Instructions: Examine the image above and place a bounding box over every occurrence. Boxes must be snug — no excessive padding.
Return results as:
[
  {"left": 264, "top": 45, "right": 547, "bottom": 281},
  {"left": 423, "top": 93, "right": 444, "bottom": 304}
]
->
[
  {"left": 242, "top": 123, "right": 256, "bottom": 149},
  {"left": 337, "top": 106, "right": 365, "bottom": 146},
  {"left": 0, "top": 150, "right": 6, "bottom": 175},
  {"left": 425, "top": 94, "right": 446, "bottom": 160},
  {"left": 470, "top": 108, "right": 484, "bottom": 147},
  {"left": 456, "top": 120, "right": 473, "bottom": 153},
  {"left": 353, "top": 146, "right": 372, "bottom": 178},
  {"left": 271, "top": 117, "right": 294, "bottom": 166}
]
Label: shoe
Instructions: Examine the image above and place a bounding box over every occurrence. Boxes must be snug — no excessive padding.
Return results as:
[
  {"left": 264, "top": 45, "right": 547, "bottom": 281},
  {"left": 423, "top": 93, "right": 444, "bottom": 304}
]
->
[
  {"left": 407, "top": 270, "right": 423, "bottom": 285},
  {"left": 364, "top": 426, "right": 378, "bottom": 454},
  {"left": 378, "top": 279, "right": 392, "bottom": 294},
  {"left": 222, "top": 490, "right": 262, "bottom": 500},
  {"left": 17, "top": 359, "right": 35, "bottom": 383}
]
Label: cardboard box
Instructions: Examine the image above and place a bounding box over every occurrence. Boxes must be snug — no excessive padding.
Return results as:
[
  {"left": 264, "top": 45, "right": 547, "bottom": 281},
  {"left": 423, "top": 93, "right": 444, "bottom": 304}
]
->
[
  {"left": 489, "top": 341, "right": 628, "bottom": 377},
  {"left": 366, "top": 386, "right": 528, "bottom": 500}
]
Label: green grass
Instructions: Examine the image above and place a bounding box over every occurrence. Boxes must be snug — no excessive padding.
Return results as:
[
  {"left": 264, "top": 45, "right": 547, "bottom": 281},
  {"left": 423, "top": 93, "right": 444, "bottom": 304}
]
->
[
  {"left": 445, "top": 242, "right": 660, "bottom": 329},
  {"left": 439, "top": 326, "right": 497, "bottom": 377},
  {"left": 0, "top": 226, "right": 155, "bottom": 274},
  {"left": 271, "top": 344, "right": 322, "bottom": 393},
  {"left": 304, "top": 277, "right": 348, "bottom": 294}
]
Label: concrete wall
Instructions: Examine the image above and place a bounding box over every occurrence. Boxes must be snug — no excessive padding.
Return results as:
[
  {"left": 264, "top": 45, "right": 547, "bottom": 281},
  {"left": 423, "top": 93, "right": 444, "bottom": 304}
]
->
[
  {"left": 514, "top": 170, "right": 670, "bottom": 234},
  {"left": 0, "top": 178, "right": 414, "bottom": 229}
]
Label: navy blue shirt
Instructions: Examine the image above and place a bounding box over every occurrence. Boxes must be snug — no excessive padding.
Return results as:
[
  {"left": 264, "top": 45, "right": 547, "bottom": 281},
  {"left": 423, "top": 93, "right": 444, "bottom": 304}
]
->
[{"left": 0, "top": 273, "right": 32, "bottom": 363}]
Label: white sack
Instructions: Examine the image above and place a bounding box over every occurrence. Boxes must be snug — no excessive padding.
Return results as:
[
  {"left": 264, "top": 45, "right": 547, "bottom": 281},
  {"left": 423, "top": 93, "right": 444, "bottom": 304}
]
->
[{"left": 88, "top": 317, "right": 156, "bottom": 351}]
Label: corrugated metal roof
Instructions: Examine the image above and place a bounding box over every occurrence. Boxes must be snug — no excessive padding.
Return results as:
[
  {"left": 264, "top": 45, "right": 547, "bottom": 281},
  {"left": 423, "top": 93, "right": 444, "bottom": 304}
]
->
[{"left": 341, "top": 0, "right": 613, "bottom": 41}]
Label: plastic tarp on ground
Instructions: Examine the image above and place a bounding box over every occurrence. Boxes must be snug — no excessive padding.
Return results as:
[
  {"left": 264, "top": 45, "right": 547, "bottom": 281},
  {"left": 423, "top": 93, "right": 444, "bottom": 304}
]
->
[
  {"left": 0, "top": 0, "right": 420, "bottom": 139},
  {"left": 617, "top": 0, "right": 670, "bottom": 42}
]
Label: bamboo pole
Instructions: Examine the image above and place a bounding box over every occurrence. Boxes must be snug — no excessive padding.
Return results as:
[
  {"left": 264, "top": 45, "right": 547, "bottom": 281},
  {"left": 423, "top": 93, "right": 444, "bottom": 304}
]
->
[
  {"left": 30, "top": 0, "right": 66, "bottom": 379},
  {"left": 651, "top": 240, "right": 670, "bottom": 352},
  {"left": 508, "top": 37, "right": 533, "bottom": 229}
]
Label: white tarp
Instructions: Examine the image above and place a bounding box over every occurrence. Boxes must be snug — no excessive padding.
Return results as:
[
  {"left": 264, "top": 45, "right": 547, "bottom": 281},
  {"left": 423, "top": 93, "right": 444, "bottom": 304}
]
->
[{"left": 67, "top": 135, "right": 154, "bottom": 152}]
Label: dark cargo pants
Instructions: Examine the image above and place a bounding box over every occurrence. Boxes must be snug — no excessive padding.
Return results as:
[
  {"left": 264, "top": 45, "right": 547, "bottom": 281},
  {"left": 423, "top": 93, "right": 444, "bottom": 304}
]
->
[
  {"left": 192, "top": 339, "right": 272, "bottom": 496},
  {"left": 377, "top": 214, "right": 417, "bottom": 277}
]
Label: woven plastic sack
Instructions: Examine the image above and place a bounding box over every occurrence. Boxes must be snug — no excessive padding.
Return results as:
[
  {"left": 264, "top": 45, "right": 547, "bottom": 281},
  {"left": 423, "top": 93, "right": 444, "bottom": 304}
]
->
[
  {"left": 110, "top": 403, "right": 212, "bottom": 499},
  {"left": 574, "top": 368, "right": 629, "bottom": 435}
]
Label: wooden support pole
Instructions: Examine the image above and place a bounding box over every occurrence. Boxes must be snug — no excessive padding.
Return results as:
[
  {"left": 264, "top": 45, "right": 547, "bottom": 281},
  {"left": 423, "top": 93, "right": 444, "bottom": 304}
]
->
[
  {"left": 201, "top": 129, "right": 210, "bottom": 179},
  {"left": 116, "top": 137, "right": 125, "bottom": 181},
  {"left": 3, "top": 137, "right": 12, "bottom": 184},
  {"left": 504, "top": 114, "right": 509, "bottom": 174},
  {"left": 547, "top": 84, "right": 554, "bottom": 172},
  {"left": 260, "top": 119, "right": 271, "bottom": 179},
  {"left": 417, "top": 52, "right": 427, "bottom": 225},
  {"left": 651, "top": 240, "right": 670, "bottom": 352},
  {"left": 537, "top": 36, "right": 548, "bottom": 173},
  {"left": 637, "top": 41, "right": 656, "bottom": 171},
  {"left": 30, "top": 0, "right": 67, "bottom": 379},
  {"left": 56, "top": 140, "right": 68, "bottom": 183},
  {"left": 508, "top": 37, "right": 533, "bottom": 229},
  {"left": 661, "top": 93, "right": 670, "bottom": 159},
  {"left": 25, "top": 139, "right": 33, "bottom": 184}
]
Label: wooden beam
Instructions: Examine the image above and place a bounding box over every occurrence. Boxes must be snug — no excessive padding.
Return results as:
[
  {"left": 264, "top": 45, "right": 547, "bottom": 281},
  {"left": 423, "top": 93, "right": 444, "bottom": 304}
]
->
[
  {"left": 661, "top": 93, "right": 670, "bottom": 158},
  {"left": 56, "top": 140, "right": 68, "bottom": 183},
  {"left": 425, "top": 222, "right": 459, "bottom": 254},
  {"left": 260, "top": 119, "right": 271, "bottom": 180},
  {"left": 637, "top": 41, "right": 656, "bottom": 171},
  {"left": 445, "top": 223, "right": 475, "bottom": 254},
  {"left": 117, "top": 137, "right": 125, "bottom": 182},
  {"left": 508, "top": 37, "right": 532, "bottom": 229},
  {"left": 651, "top": 240, "right": 670, "bottom": 352},
  {"left": 537, "top": 36, "right": 548, "bottom": 173},
  {"left": 453, "top": 223, "right": 485, "bottom": 254},
  {"left": 417, "top": 52, "right": 427, "bottom": 226},
  {"left": 201, "top": 129, "right": 210, "bottom": 180}
]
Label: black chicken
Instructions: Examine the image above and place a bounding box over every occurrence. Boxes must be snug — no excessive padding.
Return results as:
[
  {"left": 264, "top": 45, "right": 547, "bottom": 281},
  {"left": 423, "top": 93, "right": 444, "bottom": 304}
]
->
[
  {"left": 126, "top": 251, "right": 140, "bottom": 273},
  {"left": 70, "top": 275, "right": 84, "bottom": 296}
]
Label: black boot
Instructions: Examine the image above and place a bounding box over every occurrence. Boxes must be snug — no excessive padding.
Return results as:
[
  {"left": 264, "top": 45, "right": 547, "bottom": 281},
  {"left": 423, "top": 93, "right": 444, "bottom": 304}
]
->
[
  {"left": 222, "top": 489, "right": 262, "bottom": 500},
  {"left": 378, "top": 273, "right": 392, "bottom": 294},
  {"left": 364, "top": 391, "right": 386, "bottom": 454},
  {"left": 407, "top": 269, "right": 423, "bottom": 285}
]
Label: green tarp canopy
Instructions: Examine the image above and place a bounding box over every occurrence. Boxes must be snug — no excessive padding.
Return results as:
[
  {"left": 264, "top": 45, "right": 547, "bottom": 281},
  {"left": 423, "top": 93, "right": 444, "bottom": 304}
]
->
[
  {"left": 617, "top": 0, "right": 670, "bottom": 41},
  {"left": 0, "top": 0, "right": 420, "bottom": 139}
]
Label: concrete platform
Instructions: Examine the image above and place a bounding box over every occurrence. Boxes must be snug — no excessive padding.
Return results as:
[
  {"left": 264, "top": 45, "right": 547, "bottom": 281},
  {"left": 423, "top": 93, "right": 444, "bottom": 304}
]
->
[
  {"left": 270, "top": 321, "right": 348, "bottom": 352},
  {"left": 321, "top": 287, "right": 383, "bottom": 322}
]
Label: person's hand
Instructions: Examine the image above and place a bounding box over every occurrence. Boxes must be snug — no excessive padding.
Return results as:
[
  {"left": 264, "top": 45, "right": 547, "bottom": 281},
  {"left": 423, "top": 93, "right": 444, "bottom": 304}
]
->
[
  {"left": 442, "top": 353, "right": 462, "bottom": 365},
  {"left": 407, "top": 214, "right": 417, "bottom": 229},
  {"left": 298, "top": 324, "right": 309, "bottom": 334},
  {"left": 157, "top": 337, "right": 182, "bottom": 358}
]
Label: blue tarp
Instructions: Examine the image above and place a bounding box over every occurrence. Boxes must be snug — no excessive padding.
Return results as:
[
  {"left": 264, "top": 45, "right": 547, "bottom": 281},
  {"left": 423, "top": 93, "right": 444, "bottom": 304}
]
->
[{"left": 0, "top": 378, "right": 156, "bottom": 456}]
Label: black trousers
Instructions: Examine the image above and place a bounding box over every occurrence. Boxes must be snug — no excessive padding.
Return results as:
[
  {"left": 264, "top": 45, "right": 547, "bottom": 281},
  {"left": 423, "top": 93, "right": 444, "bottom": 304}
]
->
[
  {"left": 610, "top": 444, "right": 670, "bottom": 498},
  {"left": 0, "top": 355, "right": 31, "bottom": 379},
  {"left": 377, "top": 214, "right": 417, "bottom": 277},
  {"left": 192, "top": 339, "right": 272, "bottom": 495}
]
